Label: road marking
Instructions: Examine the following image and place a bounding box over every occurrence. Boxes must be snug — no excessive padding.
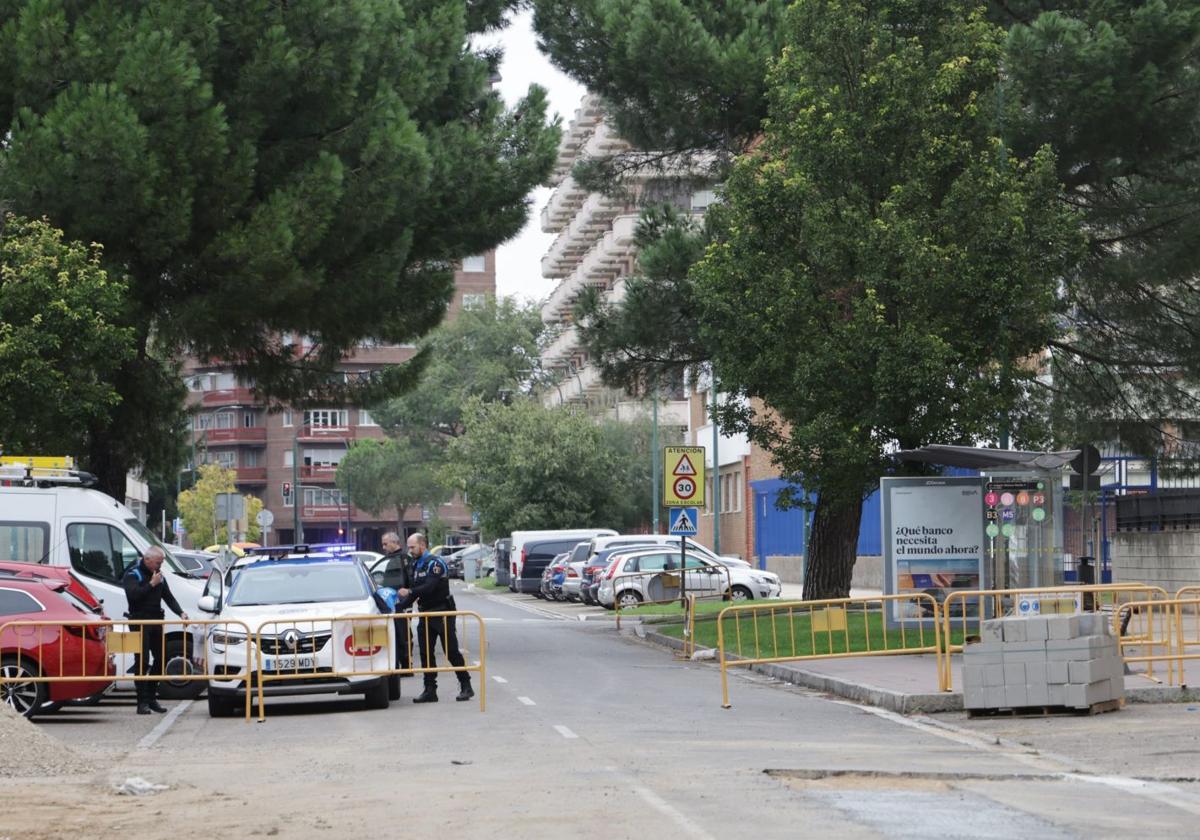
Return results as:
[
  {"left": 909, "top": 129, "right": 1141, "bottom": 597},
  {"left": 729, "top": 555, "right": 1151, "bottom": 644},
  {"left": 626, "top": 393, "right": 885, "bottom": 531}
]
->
[
  {"left": 553, "top": 724, "right": 578, "bottom": 739},
  {"left": 605, "top": 767, "right": 715, "bottom": 840},
  {"left": 473, "top": 591, "right": 567, "bottom": 620},
  {"left": 832, "top": 699, "right": 1200, "bottom": 817},
  {"left": 517, "top": 696, "right": 536, "bottom": 706},
  {"left": 492, "top": 676, "right": 508, "bottom": 684},
  {"left": 137, "top": 700, "right": 193, "bottom": 750}
]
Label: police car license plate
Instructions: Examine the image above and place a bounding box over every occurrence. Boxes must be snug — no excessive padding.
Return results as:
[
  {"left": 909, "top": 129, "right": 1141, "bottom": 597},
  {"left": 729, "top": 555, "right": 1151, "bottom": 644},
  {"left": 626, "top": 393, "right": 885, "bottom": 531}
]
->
[{"left": 265, "top": 655, "right": 315, "bottom": 671}]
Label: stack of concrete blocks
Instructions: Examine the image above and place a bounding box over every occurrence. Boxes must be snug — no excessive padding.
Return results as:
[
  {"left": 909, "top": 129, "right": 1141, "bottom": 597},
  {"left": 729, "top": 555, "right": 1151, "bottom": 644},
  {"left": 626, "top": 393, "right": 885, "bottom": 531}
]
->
[{"left": 962, "top": 613, "right": 1125, "bottom": 711}]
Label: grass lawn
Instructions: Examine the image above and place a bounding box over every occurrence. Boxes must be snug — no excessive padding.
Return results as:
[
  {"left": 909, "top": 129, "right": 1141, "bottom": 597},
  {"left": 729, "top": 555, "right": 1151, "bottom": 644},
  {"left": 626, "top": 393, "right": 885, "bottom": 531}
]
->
[
  {"left": 659, "top": 604, "right": 963, "bottom": 658},
  {"left": 619, "top": 599, "right": 735, "bottom": 619},
  {"left": 470, "top": 575, "right": 504, "bottom": 591}
]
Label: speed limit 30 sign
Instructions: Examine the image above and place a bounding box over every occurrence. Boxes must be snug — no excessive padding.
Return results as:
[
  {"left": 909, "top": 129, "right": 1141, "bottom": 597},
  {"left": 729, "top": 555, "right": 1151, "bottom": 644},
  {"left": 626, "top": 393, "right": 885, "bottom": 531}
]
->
[{"left": 664, "top": 446, "right": 706, "bottom": 507}]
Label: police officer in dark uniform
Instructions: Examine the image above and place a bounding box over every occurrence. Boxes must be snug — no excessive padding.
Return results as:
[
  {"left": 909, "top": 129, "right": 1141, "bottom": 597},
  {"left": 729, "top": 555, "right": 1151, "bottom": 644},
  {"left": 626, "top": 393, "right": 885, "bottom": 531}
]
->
[
  {"left": 398, "top": 533, "right": 473, "bottom": 703},
  {"left": 123, "top": 546, "right": 188, "bottom": 715},
  {"left": 379, "top": 531, "right": 414, "bottom": 674}
]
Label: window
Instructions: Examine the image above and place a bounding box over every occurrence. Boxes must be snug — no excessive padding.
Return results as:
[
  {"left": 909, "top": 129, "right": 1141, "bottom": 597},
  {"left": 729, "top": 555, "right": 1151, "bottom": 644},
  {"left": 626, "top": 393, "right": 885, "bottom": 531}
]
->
[
  {"left": 67, "top": 524, "right": 140, "bottom": 583},
  {"left": 243, "top": 412, "right": 259, "bottom": 428},
  {"left": 358, "top": 410, "right": 377, "bottom": 427},
  {"left": 303, "top": 448, "right": 343, "bottom": 468},
  {"left": 304, "top": 409, "right": 349, "bottom": 428},
  {"left": 0, "top": 523, "right": 49, "bottom": 563},
  {"left": 283, "top": 450, "right": 294, "bottom": 468},
  {"left": 282, "top": 410, "right": 293, "bottom": 427},
  {"left": 303, "top": 487, "right": 346, "bottom": 507},
  {"left": 242, "top": 450, "right": 260, "bottom": 468},
  {"left": 634, "top": 553, "right": 671, "bottom": 572},
  {"left": 462, "top": 255, "right": 486, "bottom": 273},
  {"left": 691, "top": 189, "right": 719, "bottom": 213},
  {"left": 703, "top": 476, "right": 713, "bottom": 515},
  {"left": 208, "top": 451, "right": 236, "bottom": 469},
  {"left": 462, "top": 293, "right": 487, "bottom": 311},
  {"left": 0, "top": 588, "right": 44, "bottom": 616}
]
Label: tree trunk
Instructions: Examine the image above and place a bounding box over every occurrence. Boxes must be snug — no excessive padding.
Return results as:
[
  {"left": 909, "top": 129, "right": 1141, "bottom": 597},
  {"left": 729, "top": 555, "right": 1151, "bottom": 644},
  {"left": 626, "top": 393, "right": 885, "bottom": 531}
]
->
[{"left": 803, "top": 494, "right": 864, "bottom": 600}]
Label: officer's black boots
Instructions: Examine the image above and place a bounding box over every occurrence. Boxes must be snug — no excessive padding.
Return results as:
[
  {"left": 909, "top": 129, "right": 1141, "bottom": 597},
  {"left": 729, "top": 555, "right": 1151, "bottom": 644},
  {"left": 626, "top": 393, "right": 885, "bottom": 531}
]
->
[
  {"left": 456, "top": 676, "right": 474, "bottom": 702},
  {"left": 413, "top": 688, "right": 438, "bottom": 703},
  {"left": 135, "top": 682, "right": 151, "bottom": 715}
]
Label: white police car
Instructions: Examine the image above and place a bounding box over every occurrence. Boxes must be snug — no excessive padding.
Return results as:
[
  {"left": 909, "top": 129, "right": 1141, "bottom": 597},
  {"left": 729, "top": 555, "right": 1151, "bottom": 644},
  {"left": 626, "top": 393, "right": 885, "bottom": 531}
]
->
[{"left": 196, "top": 554, "right": 399, "bottom": 717}]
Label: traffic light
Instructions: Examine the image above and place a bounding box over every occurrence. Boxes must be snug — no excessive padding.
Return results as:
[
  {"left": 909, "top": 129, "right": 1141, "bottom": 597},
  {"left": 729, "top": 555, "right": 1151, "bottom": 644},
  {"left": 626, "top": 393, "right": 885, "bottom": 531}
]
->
[{"left": 282, "top": 481, "right": 291, "bottom": 498}]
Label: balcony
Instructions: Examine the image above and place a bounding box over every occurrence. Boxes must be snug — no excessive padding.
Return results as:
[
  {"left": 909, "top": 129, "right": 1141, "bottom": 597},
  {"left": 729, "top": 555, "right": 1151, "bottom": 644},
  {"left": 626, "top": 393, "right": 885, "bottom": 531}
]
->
[
  {"left": 540, "top": 193, "right": 629, "bottom": 279},
  {"left": 234, "top": 467, "right": 267, "bottom": 484},
  {"left": 541, "top": 325, "right": 580, "bottom": 367},
  {"left": 299, "top": 464, "right": 340, "bottom": 482},
  {"left": 199, "top": 387, "right": 257, "bottom": 407},
  {"left": 202, "top": 426, "right": 267, "bottom": 445},
  {"left": 295, "top": 425, "right": 356, "bottom": 442},
  {"left": 541, "top": 175, "right": 588, "bottom": 233},
  {"left": 300, "top": 505, "right": 354, "bottom": 521},
  {"left": 550, "top": 95, "right": 604, "bottom": 186}
]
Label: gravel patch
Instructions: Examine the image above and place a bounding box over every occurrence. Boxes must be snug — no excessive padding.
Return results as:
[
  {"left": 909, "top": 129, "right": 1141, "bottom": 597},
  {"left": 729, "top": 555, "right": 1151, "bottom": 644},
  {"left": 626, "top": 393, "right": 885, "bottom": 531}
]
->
[{"left": 0, "top": 702, "right": 94, "bottom": 777}]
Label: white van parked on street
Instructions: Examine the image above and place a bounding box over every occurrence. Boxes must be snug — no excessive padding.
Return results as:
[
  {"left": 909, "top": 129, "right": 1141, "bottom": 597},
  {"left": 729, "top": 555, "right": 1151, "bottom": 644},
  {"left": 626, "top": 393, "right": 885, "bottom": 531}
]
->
[
  {"left": 508, "top": 528, "right": 617, "bottom": 592},
  {"left": 0, "top": 469, "right": 208, "bottom": 698}
]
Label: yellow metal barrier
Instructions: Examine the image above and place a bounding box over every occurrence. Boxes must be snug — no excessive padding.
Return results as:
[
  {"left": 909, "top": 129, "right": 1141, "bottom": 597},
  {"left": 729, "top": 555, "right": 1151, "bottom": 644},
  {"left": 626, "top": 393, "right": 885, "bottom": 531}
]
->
[
  {"left": 252, "top": 610, "right": 487, "bottom": 721},
  {"left": 1116, "top": 598, "right": 1200, "bottom": 686},
  {"left": 612, "top": 566, "right": 733, "bottom": 631},
  {"left": 716, "top": 593, "right": 943, "bottom": 709},
  {"left": 0, "top": 618, "right": 255, "bottom": 721},
  {"left": 939, "top": 583, "right": 1169, "bottom": 691}
]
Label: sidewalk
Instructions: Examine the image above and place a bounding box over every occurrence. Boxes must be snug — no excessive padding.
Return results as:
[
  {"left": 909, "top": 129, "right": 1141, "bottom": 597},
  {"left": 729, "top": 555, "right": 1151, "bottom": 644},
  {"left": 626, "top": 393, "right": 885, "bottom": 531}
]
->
[{"left": 642, "top": 628, "right": 1200, "bottom": 714}]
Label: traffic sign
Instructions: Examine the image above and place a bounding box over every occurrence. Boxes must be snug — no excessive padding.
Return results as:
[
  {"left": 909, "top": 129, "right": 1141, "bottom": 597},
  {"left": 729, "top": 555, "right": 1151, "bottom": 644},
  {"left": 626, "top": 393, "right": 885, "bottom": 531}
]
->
[
  {"left": 668, "top": 508, "right": 698, "bottom": 536},
  {"left": 664, "top": 446, "right": 706, "bottom": 507},
  {"left": 256, "top": 509, "right": 275, "bottom": 528}
]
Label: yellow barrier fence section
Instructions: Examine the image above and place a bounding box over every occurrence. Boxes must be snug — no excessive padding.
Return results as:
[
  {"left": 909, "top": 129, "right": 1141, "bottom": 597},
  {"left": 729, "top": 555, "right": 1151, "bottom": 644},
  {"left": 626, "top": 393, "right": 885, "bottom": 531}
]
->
[
  {"left": 0, "top": 618, "right": 255, "bottom": 721},
  {"left": 939, "top": 583, "right": 1169, "bottom": 691},
  {"left": 716, "top": 593, "right": 943, "bottom": 709},
  {"left": 252, "top": 610, "right": 486, "bottom": 721},
  {"left": 612, "top": 565, "right": 733, "bottom": 633},
  {"left": 1116, "top": 598, "right": 1200, "bottom": 686}
]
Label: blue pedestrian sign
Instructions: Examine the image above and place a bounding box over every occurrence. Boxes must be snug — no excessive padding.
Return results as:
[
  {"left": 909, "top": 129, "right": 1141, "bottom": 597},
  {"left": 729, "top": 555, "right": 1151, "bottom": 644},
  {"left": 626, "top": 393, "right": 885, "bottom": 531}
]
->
[{"left": 669, "top": 507, "right": 698, "bottom": 536}]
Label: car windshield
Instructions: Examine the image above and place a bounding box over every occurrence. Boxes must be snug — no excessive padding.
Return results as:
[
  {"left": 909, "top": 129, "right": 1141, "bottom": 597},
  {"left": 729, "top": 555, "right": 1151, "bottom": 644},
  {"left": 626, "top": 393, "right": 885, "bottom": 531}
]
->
[
  {"left": 124, "top": 518, "right": 186, "bottom": 574},
  {"left": 227, "top": 563, "right": 368, "bottom": 606}
]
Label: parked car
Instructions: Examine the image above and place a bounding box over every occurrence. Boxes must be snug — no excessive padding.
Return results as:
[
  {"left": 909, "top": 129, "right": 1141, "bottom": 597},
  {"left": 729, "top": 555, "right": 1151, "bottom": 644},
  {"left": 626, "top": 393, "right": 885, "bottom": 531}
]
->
[
  {"left": 508, "top": 529, "right": 617, "bottom": 592},
  {"left": 0, "top": 561, "right": 104, "bottom": 614},
  {"left": 0, "top": 577, "right": 114, "bottom": 718},
  {"left": 596, "top": 548, "right": 782, "bottom": 609},
  {"left": 579, "top": 543, "right": 675, "bottom": 605},
  {"left": 445, "top": 544, "right": 494, "bottom": 579},
  {"left": 167, "top": 547, "right": 220, "bottom": 580},
  {"left": 197, "top": 554, "right": 399, "bottom": 717}
]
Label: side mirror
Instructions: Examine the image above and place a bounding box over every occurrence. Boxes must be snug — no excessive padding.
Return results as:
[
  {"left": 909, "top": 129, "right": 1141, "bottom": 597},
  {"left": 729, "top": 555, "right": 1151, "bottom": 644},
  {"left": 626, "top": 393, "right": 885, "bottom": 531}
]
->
[{"left": 197, "top": 594, "right": 219, "bottom": 613}]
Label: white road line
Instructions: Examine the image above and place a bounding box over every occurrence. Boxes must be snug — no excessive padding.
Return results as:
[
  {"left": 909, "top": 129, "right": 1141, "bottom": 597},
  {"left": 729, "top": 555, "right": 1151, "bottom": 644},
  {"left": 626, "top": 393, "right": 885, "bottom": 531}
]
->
[
  {"left": 553, "top": 724, "right": 578, "bottom": 740},
  {"left": 492, "top": 676, "right": 508, "bottom": 684},
  {"left": 136, "top": 700, "right": 193, "bottom": 750},
  {"left": 474, "top": 591, "right": 567, "bottom": 620},
  {"left": 517, "top": 696, "right": 536, "bottom": 706},
  {"left": 605, "top": 767, "right": 716, "bottom": 840}
]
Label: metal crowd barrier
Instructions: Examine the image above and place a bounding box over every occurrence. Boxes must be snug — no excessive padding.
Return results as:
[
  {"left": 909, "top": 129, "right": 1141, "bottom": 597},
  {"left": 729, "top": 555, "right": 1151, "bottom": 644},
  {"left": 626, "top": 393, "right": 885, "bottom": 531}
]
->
[
  {"left": 0, "top": 618, "right": 255, "bottom": 721},
  {"left": 1116, "top": 597, "right": 1200, "bottom": 686},
  {"left": 716, "top": 593, "right": 943, "bottom": 709},
  {"left": 253, "top": 610, "right": 487, "bottom": 720},
  {"left": 1, "top": 612, "right": 487, "bottom": 723},
  {"left": 938, "top": 583, "right": 1169, "bottom": 691},
  {"left": 612, "top": 566, "right": 733, "bottom": 632}
]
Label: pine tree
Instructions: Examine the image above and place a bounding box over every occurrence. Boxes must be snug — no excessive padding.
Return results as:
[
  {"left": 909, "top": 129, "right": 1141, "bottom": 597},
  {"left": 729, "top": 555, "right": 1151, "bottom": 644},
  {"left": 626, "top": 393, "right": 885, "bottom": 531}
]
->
[{"left": 0, "top": 1, "right": 559, "bottom": 492}]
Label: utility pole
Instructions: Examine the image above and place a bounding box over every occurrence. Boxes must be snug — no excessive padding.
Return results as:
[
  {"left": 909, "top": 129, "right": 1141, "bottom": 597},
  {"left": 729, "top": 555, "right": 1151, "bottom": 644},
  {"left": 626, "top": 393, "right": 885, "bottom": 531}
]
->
[
  {"left": 292, "top": 420, "right": 303, "bottom": 544},
  {"left": 651, "top": 379, "right": 660, "bottom": 534},
  {"left": 711, "top": 369, "right": 720, "bottom": 555}
]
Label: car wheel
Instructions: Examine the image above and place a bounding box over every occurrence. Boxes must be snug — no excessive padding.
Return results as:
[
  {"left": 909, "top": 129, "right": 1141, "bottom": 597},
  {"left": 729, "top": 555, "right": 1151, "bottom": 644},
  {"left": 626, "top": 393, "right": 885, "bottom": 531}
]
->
[
  {"left": 159, "top": 637, "right": 204, "bottom": 700},
  {"left": 207, "top": 691, "right": 237, "bottom": 715},
  {"left": 387, "top": 674, "right": 402, "bottom": 702},
  {"left": 363, "top": 679, "right": 390, "bottom": 710},
  {"left": 1, "top": 656, "right": 47, "bottom": 719},
  {"left": 730, "top": 585, "right": 753, "bottom": 602},
  {"left": 617, "top": 590, "right": 642, "bottom": 609}
]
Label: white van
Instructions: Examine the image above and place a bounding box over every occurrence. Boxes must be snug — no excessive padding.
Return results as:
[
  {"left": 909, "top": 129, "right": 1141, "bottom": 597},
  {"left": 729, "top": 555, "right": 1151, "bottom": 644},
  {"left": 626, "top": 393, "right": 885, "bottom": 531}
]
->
[
  {"left": 0, "top": 481, "right": 208, "bottom": 698},
  {"left": 508, "top": 528, "right": 617, "bottom": 593}
]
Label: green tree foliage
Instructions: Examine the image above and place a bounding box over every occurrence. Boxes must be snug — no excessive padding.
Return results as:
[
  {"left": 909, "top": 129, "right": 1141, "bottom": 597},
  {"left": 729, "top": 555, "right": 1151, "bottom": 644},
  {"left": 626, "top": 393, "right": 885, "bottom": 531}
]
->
[
  {"left": 693, "top": 0, "right": 1081, "bottom": 597},
  {"left": 336, "top": 437, "right": 450, "bottom": 527},
  {"left": 988, "top": 1, "right": 1200, "bottom": 450},
  {"left": 371, "top": 297, "right": 546, "bottom": 439},
  {"left": 0, "top": 0, "right": 559, "bottom": 492},
  {"left": 0, "top": 215, "right": 135, "bottom": 456},
  {"left": 177, "top": 463, "right": 262, "bottom": 546},
  {"left": 446, "top": 399, "right": 660, "bottom": 535}
]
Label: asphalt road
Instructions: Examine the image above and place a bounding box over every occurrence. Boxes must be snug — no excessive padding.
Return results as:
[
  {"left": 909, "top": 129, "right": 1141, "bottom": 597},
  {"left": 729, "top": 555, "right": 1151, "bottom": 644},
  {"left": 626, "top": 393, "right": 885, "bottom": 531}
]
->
[{"left": 10, "top": 582, "right": 1200, "bottom": 839}]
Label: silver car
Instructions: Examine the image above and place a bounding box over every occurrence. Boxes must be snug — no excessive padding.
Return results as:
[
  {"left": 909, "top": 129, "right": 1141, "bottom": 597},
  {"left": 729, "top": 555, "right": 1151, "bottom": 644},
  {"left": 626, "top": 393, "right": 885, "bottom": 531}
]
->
[{"left": 597, "top": 548, "right": 781, "bottom": 609}]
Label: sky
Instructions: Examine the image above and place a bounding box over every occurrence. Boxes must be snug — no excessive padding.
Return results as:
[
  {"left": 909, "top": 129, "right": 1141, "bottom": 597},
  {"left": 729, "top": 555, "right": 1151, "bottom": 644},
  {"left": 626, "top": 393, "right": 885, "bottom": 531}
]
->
[{"left": 478, "top": 10, "right": 586, "bottom": 304}]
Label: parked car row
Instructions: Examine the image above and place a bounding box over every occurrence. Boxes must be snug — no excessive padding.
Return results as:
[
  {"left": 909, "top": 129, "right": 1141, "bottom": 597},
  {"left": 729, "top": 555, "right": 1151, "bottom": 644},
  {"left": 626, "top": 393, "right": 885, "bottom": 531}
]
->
[{"left": 519, "top": 532, "right": 783, "bottom": 609}]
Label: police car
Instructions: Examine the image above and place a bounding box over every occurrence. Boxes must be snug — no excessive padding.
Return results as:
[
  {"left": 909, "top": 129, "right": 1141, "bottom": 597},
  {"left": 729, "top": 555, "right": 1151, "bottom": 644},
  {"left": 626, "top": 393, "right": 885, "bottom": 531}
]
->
[{"left": 196, "top": 551, "right": 399, "bottom": 717}]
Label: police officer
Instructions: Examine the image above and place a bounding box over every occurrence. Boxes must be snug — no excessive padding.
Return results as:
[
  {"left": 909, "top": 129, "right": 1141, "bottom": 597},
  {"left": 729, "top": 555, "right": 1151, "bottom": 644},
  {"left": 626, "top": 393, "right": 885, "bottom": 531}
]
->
[
  {"left": 123, "top": 546, "right": 188, "bottom": 715},
  {"left": 398, "top": 533, "right": 473, "bottom": 703},
  {"left": 379, "top": 531, "right": 414, "bottom": 674}
]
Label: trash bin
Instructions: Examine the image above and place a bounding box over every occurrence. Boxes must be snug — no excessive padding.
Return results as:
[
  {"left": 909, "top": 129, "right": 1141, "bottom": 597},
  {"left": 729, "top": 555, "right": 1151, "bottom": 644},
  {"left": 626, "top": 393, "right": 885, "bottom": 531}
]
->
[{"left": 463, "top": 556, "right": 478, "bottom": 581}]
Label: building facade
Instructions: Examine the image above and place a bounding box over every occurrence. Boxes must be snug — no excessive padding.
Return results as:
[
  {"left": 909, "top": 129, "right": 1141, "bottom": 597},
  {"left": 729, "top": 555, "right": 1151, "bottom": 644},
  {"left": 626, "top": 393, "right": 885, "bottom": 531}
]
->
[{"left": 181, "top": 256, "right": 493, "bottom": 550}]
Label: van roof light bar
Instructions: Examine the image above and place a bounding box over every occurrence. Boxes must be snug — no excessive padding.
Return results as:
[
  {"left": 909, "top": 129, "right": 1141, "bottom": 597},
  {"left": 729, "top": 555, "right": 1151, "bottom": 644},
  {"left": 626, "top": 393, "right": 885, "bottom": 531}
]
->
[{"left": 0, "top": 463, "right": 98, "bottom": 487}]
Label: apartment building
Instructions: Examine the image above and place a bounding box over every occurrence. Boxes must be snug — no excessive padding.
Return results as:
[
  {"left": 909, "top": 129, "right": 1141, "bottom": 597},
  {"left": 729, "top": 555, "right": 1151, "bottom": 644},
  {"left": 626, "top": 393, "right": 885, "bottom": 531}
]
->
[{"left": 182, "top": 255, "right": 494, "bottom": 550}]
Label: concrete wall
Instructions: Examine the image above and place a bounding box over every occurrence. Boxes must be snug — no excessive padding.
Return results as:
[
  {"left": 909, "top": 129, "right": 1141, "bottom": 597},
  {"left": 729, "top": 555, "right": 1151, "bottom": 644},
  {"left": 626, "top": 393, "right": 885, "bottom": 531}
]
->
[
  {"left": 764, "top": 554, "right": 883, "bottom": 590},
  {"left": 1111, "top": 531, "right": 1200, "bottom": 593}
]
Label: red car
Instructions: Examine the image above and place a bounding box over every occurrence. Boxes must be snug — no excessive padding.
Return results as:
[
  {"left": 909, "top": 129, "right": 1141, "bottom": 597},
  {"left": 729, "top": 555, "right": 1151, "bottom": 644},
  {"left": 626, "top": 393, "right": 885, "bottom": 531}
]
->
[
  {"left": 0, "top": 561, "right": 105, "bottom": 614},
  {"left": 0, "top": 576, "right": 113, "bottom": 718}
]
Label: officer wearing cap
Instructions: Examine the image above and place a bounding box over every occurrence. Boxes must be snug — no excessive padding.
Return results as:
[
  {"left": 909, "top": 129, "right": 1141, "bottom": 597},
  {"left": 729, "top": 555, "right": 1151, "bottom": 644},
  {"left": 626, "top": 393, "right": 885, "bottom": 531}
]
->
[
  {"left": 397, "top": 533, "right": 473, "bottom": 703},
  {"left": 123, "top": 546, "right": 188, "bottom": 715}
]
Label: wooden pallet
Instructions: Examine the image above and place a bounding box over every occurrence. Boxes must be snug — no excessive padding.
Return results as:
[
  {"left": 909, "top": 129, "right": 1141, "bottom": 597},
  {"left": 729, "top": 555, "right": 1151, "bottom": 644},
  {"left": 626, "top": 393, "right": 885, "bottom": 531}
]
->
[{"left": 967, "top": 698, "right": 1123, "bottom": 718}]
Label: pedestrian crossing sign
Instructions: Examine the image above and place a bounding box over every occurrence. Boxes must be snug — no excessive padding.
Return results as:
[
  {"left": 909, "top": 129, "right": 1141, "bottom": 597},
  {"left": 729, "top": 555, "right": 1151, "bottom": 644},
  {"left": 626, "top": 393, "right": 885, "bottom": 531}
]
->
[{"left": 669, "top": 508, "right": 698, "bottom": 536}]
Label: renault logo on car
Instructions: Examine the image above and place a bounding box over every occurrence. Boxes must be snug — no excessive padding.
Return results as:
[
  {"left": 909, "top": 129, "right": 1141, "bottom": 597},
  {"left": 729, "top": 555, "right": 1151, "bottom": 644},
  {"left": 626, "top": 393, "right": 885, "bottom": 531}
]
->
[{"left": 282, "top": 629, "right": 301, "bottom": 651}]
